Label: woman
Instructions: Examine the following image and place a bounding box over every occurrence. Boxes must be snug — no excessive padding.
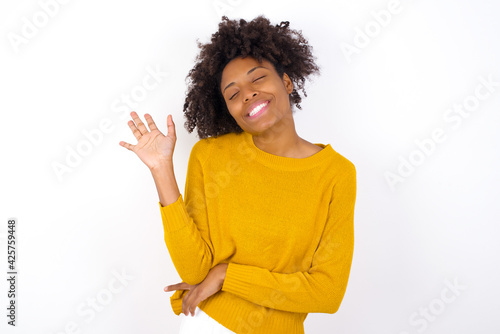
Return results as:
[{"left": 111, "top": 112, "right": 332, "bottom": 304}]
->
[{"left": 119, "top": 15, "right": 357, "bottom": 334}]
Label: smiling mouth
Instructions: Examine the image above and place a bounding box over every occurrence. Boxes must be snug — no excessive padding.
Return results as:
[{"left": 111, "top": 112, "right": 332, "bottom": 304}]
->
[{"left": 248, "top": 100, "right": 270, "bottom": 117}]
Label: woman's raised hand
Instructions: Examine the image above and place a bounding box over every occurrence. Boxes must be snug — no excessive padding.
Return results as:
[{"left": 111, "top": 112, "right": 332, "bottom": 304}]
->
[{"left": 119, "top": 111, "right": 177, "bottom": 170}]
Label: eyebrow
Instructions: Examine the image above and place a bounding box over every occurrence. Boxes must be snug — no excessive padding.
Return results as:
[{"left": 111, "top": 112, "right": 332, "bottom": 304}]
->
[{"left": 222, "top": 66, "right": 268, "bottom": 94}]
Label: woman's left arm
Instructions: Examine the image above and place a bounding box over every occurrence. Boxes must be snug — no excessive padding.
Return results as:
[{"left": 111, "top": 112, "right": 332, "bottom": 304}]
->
[
  {"left": 165, "top": 262, "right": 228, "bottom": 316},
  {"left": 220, "top": 169, "right": 357, "bottom": 314},
  {"left": 167, "top": 168, "right": 356, "bottom": 316}
]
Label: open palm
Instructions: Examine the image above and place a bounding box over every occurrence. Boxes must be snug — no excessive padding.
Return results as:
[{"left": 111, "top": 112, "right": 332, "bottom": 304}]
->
[{"left": 119, "top": 111, "right": 177, "bottom": 170}]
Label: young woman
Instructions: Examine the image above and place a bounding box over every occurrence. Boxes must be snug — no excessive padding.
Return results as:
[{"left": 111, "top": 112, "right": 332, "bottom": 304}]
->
[{"left": 119, "top": 15, "right": 357, "bottom": 334}]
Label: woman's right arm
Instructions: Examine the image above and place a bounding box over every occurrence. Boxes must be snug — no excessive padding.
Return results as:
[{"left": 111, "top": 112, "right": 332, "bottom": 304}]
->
[
  {"left": 119, "top": 111, "right": 213, "bottom": 284},
  {"left": 150, "top": 160, "right": 181, "bottom": 208}
]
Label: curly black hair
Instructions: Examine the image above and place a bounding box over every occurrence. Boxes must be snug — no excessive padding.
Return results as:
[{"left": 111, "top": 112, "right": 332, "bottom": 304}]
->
[{"left": 183, "top": 15, "right": 320, "bottom": 139}]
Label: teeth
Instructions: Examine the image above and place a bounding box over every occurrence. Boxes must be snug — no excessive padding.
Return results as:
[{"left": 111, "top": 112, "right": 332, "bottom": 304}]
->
[{"left": 249, "top": 102, "right": 267, "bottom": 117}]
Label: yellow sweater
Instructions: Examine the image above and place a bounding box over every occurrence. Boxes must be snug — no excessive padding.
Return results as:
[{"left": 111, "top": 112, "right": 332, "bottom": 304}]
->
[{"left": 158, "top": 130, "right": 357, "bottom": 334}]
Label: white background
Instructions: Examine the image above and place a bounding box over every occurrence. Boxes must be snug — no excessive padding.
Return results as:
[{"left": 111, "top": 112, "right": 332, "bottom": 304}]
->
[{"left": 1, "top": 0, "right": 499, "bottom": 333}]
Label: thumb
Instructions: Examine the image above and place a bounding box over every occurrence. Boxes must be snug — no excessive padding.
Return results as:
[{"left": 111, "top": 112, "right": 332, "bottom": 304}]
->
[{"left": 167, "top": 114, "right": 176, "bottom": 137}]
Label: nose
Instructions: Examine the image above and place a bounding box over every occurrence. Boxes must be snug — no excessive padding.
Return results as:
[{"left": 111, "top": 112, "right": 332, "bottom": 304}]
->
[{"left": 244, "top": 91, "right": 258, "bottom": 103}]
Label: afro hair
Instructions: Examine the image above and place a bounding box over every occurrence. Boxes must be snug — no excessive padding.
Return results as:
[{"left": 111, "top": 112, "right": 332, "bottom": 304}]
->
[{"left": 183, "top": 15, "right": 320, "bottom": 139}]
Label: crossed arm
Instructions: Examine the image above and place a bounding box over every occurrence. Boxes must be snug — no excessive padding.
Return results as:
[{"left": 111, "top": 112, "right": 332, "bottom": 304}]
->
[{"left": 161, "top": 162, "right": 356, "bottom": 317}]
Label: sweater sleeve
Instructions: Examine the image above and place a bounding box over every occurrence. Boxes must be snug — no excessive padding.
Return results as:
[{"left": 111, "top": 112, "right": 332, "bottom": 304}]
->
[
  {"left": 159, "top": 140, "right": 214, "bottom": 285},
  {"left": 221, "top": 167, "right": 356, "bottom": 314}
]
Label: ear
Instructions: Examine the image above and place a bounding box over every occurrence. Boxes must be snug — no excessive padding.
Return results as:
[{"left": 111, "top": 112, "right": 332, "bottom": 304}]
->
[{"left": 282, "top": 73, "right": 294, "bottom": 94}]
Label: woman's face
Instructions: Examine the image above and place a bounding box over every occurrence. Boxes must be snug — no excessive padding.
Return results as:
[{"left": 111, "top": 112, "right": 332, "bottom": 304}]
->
[{"left": 220, "top": 56, "right": 294, "bottom": 135}]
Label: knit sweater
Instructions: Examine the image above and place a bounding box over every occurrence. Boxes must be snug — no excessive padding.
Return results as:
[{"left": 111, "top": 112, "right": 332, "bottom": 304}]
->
[{"left": 158, "top": 130, "right": 356, "bottom": 334}]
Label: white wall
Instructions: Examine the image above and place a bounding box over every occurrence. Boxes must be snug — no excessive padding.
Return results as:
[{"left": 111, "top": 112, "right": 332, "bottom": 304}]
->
[{"left": 1, "top": 0, "right": 499, "bottom": 333}]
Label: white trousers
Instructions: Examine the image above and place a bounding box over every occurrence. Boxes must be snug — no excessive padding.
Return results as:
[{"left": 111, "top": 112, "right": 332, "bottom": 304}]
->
[{"left": 179, "top": 306, "right": 236, "bottom": 333}]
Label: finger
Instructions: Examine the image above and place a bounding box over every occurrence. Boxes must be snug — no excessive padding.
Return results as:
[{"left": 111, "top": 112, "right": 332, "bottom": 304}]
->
[
  {"left": 190, "top": 302, "right": 197, "bottom": 316},
  {"left": 164, "top": 284, "right": 182, "bottom": 292},
  {"left": 183, "top": 289, "right": 199, "bottom": 317},
  {"left": 188, "top": 297, "right": 200, "bottom": 317},
  {"left": 127, "top": 120, "right": 143, "bottom": 141},
  {"left": 166, "top": 114, "right": 176, "bottom": 138},
  {"left": 144, "top": 113, "right": 159, "bottom": 132},
  {"left": 187, "top": 292, "right": 201, "bottom": 317},
  {"left": 130, "top": 111, "right": 149, "bottom": 135},
  {"left": 182, "top": 290, "right": 192, "bottom": 316},
  {"left": 165, "top": 282, "right": 190, "bottom": 292},
  {"left": 119, "top": 141, "right": 135, "bottom": 151}
]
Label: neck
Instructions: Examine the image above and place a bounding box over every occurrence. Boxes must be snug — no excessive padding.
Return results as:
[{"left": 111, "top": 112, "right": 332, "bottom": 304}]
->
[{"left": 251, "top": 111, "right": 303, "bottom": 158}]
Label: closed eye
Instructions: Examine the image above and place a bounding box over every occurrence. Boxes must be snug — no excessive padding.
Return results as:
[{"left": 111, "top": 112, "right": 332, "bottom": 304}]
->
[{"left": 229, "top": 76, "right": 266, "bottom": 100}]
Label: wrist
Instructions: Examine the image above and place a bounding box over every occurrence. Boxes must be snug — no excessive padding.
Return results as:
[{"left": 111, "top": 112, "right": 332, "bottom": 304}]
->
[
  {"left": 219, "top": 263, "right": 229, "bottom": 283},
  {"left": 150, "top": 159, "right": 173, "bottom": 172}
]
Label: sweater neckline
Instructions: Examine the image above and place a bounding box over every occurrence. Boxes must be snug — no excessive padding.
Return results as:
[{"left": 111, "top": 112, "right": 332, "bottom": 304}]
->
[{"left": 240, "top": 130, "right": 334, "bottom": 170}]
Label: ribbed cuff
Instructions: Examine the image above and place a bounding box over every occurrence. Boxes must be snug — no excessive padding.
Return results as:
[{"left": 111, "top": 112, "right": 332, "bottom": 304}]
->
[
  {"left": 221, "top": 263, "right": 253, "bottom": 300},
  {"left": 158, "top": 194, "right": 190, "bottom": 233},
  {"left": 170, "top": 289, "right": 186, "bottom": 316}
]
